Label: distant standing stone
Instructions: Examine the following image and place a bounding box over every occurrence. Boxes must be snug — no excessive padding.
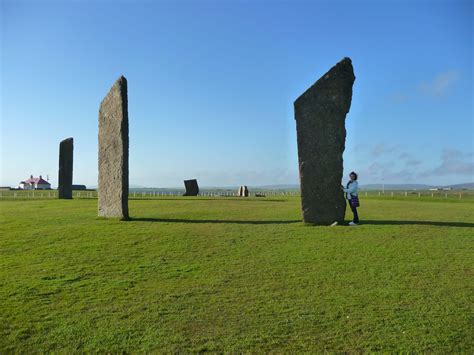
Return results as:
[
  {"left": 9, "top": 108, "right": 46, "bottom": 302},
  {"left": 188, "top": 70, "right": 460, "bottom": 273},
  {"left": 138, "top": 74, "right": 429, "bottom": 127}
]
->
[
  {"left": 58, "top": 137, "right": 73, "bottom": 199},
  {"left": 98, "top": 76, "right": 129, "bottom": 218},
  {"left": 183, "top": 179, "right": 199, "bottom": 196},
  {"left": 294, "top": 57, "right": 355, "bottom": 224},
  {"left": 238, "top": 185, "right": 249, "bottom": 197}
]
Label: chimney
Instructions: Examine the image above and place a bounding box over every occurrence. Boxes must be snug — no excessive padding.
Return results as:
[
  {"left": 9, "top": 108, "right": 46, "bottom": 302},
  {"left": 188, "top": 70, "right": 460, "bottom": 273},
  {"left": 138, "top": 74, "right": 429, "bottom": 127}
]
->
[
  {"left": 39, "top": 175, "right": 42, "bottom": 179},
  {"left": 30, "top": 174, "right": 33, "bottom": 179}
]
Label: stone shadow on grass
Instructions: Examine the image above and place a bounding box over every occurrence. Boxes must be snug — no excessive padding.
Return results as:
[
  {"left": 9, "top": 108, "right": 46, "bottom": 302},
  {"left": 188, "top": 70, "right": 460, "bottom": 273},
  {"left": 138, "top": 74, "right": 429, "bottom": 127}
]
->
[
  {"left": 127, "top": 217, "right": 301, "bottom": 225},
  {"left": 362, "top": 220, "right": 474, "bottom": 228}
]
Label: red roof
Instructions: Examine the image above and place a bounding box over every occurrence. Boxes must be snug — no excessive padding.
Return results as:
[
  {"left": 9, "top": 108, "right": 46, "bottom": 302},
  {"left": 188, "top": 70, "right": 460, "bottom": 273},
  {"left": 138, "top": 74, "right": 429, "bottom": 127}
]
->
[{"left": 23, "top": 176, "right": 50, "bottom": 185}]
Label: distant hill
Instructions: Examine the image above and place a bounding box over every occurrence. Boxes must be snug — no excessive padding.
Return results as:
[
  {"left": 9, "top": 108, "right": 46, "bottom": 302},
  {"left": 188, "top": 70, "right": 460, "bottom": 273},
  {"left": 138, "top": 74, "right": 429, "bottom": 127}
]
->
[
  {"left": 446, "top": 182, "right": 474, "bottom": 190},
  {"left": 360, "top": 184, "right": 432, "bottom": 190},
  {"left": 360, "top": 183, "right": 474, "bottom": 190},
  {"left": 122, "top": 182, "right": 474, "bottom": 191},
  {"left": 251, "top": 184, "right": 300, "bottom": 190},
  {"left": 254, "top": 183, "right": 474, "bottom": 191}
]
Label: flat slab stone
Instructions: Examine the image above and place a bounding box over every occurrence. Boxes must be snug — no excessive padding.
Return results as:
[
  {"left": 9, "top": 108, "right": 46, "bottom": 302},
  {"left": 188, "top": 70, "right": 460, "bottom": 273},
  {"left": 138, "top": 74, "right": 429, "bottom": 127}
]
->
[
  {"left": 98, "top": 76, "right": 129, "bottom": 218},
  {"left": 58, "top": 137, "right": 73, "bottom": 199},
  {"left": 294, "top": 57, "right": 355, "bottom": 224},
  {"left": 183, "top": 179, "right": 199, "bottom": 196}
]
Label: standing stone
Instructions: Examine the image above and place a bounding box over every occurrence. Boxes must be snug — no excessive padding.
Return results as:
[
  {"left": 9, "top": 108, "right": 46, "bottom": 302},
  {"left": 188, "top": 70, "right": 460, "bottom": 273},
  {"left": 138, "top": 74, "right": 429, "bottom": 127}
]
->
[
  {"left": 294, "top": 57, "right": 355, "bottom": 224},
  {"left": 183, "top": 179, "right": 199, "bottom": 196},
  {"left": 98, "top": 76, "right": 129, "bottom": 218},
  {"left": 58, "top": 137, "right": 73, "bottom": 199},
  {"left": 237, "top": 185, "right": 249, "bottom": 197}
]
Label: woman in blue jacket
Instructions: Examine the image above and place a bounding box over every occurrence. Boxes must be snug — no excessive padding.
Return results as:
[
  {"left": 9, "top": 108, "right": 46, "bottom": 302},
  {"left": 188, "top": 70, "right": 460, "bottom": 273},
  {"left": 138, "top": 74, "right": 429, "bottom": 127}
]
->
[{"left": 342, "top": 172, "right": 360, "bottom": 226}]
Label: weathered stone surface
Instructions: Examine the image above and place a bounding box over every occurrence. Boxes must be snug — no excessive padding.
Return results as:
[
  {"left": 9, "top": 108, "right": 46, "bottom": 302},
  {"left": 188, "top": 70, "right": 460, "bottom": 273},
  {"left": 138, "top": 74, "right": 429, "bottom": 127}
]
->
[
  {"left": 58, "top": 137, "right": 73, "bottom": 199},
  {"left": 183, "top": 179, "right": 199, "bottom": 196},
  {"left": 98, "top": 76, "right": 129, "bottom": 218},
  {"left": 238, "top": 185, "right": 249, "bottom": 197},
  {"left": 294, "top": 57, "right": 355, "bottom": 224}
]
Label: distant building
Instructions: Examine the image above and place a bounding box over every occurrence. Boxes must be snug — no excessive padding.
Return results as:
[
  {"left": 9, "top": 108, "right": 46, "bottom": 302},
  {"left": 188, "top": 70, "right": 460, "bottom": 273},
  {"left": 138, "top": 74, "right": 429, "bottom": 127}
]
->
[
  {"left": 18, "top": 175, "right": 51, "bottom": 190},
  {"left": 72, "top": 184, "right": 87, "bottom": 190}
]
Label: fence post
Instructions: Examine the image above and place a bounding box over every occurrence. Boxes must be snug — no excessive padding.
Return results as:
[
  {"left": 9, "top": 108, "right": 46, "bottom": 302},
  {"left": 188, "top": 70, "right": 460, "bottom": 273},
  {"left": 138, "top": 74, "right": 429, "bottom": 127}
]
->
[
  {"left": 378, "top": 191, "right": 381, "bottom": 196},
  {"left": 405, "top": 191, "right": 407, "bottom": 197},
  {"left": 431, "top": 192, "right": 434, "bottom": 198},
  {"left": 445, "top": 192, "right": 448, "bottom": 198},
  {"left": 391, "top": 191, "right": 394, "bottom": 197},
  {"left": 365, "top": 191, "right": 368, "bottom": 197},
  {"left": 418, "top": 192, "right": 421, "bottom": 198}
]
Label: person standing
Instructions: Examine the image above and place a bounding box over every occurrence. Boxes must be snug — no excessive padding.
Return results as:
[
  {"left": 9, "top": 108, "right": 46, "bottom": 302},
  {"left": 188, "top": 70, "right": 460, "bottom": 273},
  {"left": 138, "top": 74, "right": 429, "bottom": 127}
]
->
[{"left": 342, "top": 172, "right": 360, "bottom": 226}]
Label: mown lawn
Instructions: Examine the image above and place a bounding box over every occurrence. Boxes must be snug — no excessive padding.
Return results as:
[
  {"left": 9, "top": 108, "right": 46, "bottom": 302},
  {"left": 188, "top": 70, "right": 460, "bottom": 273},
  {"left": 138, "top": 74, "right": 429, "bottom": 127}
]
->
[{"left": 0, "top": 196, "right": 472, "bottom": 352}]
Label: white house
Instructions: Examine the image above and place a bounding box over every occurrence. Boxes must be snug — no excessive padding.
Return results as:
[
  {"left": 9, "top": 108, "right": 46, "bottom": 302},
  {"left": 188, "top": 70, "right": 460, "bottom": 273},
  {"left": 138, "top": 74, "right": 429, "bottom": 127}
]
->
[{"left": 18, "top": 175, "right": 51, "bottom": 190}]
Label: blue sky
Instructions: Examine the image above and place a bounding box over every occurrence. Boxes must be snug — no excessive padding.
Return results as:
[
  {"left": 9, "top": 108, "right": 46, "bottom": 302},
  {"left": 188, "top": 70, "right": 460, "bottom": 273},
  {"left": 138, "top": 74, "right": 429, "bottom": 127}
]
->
[{"left": 1, "top": 0, "right": 473, "bottom": 187}]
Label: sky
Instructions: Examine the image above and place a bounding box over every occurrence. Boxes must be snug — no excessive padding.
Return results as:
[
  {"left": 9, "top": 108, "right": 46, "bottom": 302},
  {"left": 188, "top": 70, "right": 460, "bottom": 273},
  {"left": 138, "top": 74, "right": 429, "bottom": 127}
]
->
[{"left": 1, "top": 0, "right": 473, "bottom": 188}]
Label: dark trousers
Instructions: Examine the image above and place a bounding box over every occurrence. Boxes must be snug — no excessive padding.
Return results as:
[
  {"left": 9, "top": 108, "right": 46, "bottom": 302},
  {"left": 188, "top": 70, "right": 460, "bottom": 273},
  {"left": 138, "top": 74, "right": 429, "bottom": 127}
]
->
[{"left": 348, "top": 201, "right": 359, "bottom": 223}]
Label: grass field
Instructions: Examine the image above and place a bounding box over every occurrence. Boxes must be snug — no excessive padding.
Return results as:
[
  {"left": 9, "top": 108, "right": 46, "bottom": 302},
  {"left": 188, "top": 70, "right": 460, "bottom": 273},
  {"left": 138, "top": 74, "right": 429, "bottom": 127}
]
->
[{"left": 1, "top": 196, "right": 473, "bottom": 352}]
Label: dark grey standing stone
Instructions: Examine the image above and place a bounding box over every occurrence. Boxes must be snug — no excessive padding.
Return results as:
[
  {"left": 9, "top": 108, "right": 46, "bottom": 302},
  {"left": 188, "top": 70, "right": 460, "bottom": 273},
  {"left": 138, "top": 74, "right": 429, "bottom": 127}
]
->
[
  {"left": 183, "top": 179, "right": 199, "bottom": 196},
  {"left": 294, "top": 57, "right": 355, "bottom": 224},
  {"left": 98, "top": 76, "right": 129, "bottom": 218},
  {"left": 58, "top": 137, "right": 73, "bottom": 199}
]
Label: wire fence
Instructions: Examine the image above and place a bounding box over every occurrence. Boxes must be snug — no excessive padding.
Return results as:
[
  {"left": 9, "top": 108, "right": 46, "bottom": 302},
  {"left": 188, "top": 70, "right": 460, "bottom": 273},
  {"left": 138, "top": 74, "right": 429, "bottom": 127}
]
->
[
  {"left": 0, "top": 190, "right": 302, "bottom": 199},
  {"left": 0, "top": 189, "right": 473, "bottom": 200},
  {"left": 359, "top": 190, "right": 473, "bottom": 200}
]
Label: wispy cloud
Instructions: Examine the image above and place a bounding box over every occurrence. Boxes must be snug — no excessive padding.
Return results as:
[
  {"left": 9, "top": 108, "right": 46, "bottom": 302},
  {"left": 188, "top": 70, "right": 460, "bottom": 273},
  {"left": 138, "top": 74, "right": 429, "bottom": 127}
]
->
[
  {"left": 406, "top": 159, "right": 422, "bottom": 167},
  {"left": 398, "top": 152, "right": 412, "bottom": 160},
  {"left": 383, "top": 169, "right": 417, "bottom": 182},
  {"left": 389, "top": 70, "right": 460, "bottom": 103},
  {"left": 419, "top": 149, "right": 474, "bottom": 177},
  {"left": 419, "top": 70, "right": 460, "bottom": 98},
  {"left": 354, "top": 146, "right": 473, "bottom": 184},
  {"left": 370, "top": 143, "right": 399, "bottom": 158},
  {"left": 389, "top": 92, "right": 409, "bottom": 103}
]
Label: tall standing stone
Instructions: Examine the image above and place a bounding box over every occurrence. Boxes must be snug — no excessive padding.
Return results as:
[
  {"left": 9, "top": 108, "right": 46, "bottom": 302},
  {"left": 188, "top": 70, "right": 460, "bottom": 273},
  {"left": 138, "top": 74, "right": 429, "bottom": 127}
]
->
[
  {"left": 98, "top": 76, "right": 129, "bottom": 218},
  {"left": 183, "top": 179, "right": 199, "bottom": 196},
  {"left": 294, "top": 57, "right": 355, "bottom": 224},
  {"left": 58, "top": 137, "right": 73, "bottom": 199}
]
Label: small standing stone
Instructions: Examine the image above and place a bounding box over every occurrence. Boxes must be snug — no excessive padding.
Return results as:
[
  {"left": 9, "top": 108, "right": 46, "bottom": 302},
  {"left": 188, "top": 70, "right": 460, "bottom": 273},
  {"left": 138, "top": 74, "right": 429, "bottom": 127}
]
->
[
  {"left": 98, "top": 76, "right": 129, "bottom": 218},
  {"left": 183, "top": 179, "right": 199, "bottom": 196},
  {"left": 237, "top": 185, "right": 249, "bottom": 197},
  {"left": 58, "top": 137, "right": 73, "bottom": 199},
  {"left": 294, "top": 57, "right": 355, "bottom": 224}
]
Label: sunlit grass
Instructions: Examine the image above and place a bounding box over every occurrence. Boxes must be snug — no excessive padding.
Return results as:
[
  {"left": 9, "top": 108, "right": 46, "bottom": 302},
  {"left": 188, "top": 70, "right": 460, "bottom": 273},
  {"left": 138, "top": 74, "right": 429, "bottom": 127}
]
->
[{"left": 1, "top": 196, "right": 472, "bottom": 352}]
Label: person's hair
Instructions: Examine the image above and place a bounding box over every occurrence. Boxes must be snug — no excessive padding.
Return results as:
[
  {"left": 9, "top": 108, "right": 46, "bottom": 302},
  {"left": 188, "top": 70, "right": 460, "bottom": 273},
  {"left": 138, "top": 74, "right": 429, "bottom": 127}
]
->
[{"left": 350, "top": 171, "right": 358, "bottom": 180}]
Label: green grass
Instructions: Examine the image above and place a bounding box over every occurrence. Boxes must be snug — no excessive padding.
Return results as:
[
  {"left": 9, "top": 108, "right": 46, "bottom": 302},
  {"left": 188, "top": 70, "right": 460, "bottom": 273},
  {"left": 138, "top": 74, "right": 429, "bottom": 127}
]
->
[{"left": 1, "top": 196, "right": 473, "bottom": 352}]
